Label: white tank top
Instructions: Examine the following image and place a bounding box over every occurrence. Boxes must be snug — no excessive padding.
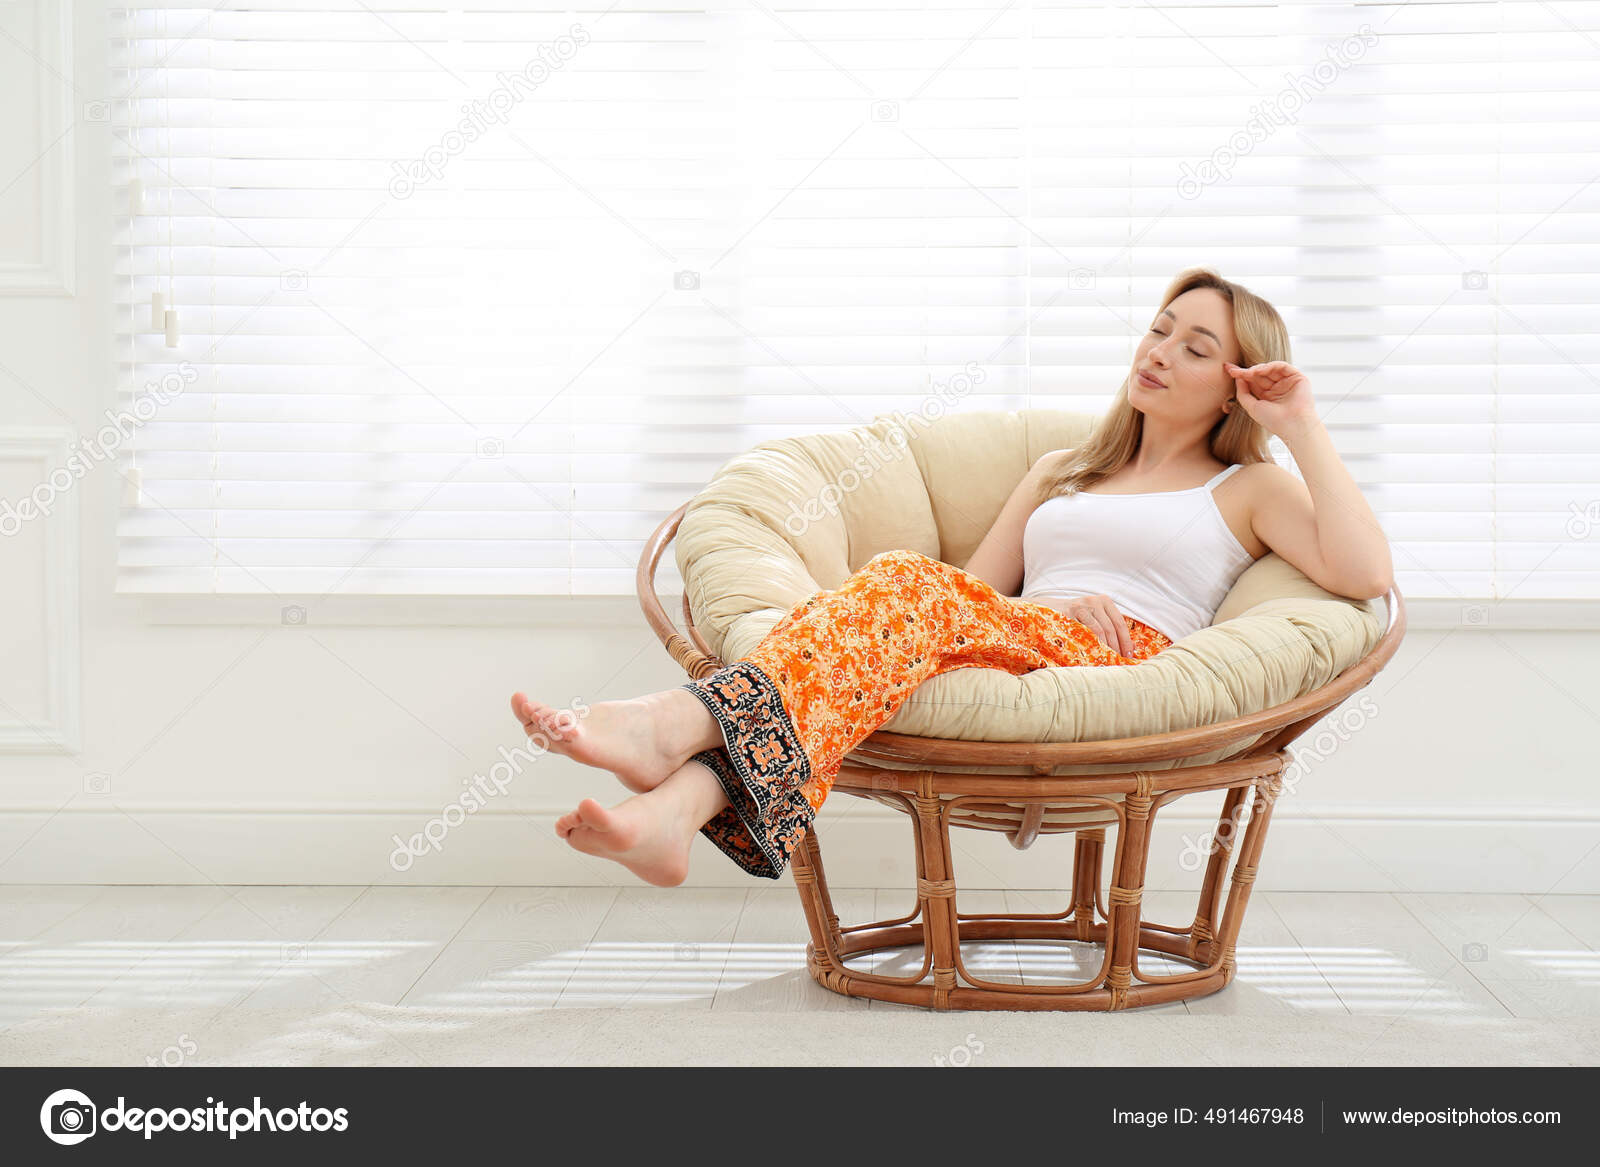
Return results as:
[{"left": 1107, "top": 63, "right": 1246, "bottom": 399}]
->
[{"left": 1018, "top": 462, "right": 1256, "bottom": 643}]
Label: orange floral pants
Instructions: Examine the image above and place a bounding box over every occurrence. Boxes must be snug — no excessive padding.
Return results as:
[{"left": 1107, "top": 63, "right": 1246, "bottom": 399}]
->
[{"left": 678, "top": 549, "right": 1173, "bottom": 879}]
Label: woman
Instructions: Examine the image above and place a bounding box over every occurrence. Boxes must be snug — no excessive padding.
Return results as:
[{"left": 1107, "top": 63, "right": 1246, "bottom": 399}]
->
[{"left": 510, "top": 267, "right": 1393, "bottom": 887}]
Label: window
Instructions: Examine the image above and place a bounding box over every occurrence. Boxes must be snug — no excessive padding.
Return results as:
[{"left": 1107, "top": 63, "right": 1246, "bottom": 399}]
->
[{"left": 112, "top": 1, "right": 1600, "bottom": 603}]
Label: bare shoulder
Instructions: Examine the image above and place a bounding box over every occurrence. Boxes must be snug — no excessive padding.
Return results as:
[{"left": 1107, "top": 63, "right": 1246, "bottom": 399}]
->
[
  {"left": 1031, "top": 446, "right": 1076, "bottom": 475},
  {"left": 1232, "top": 461, "right": 1312, "bottom": 548},
  {"left": 1236, "top": 459, "right": 1305, "bottom": 500}
]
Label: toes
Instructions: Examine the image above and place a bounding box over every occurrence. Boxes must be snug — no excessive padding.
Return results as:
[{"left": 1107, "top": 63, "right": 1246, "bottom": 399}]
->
[
  {"left": 575, "top": 797, "right": 609, "bottom": 829},
  {"left": 512, "top": 692, "right": 552, "bottom": 736},
  {"left": 513, "top": 696, "right": 572, "bottom": 743}
]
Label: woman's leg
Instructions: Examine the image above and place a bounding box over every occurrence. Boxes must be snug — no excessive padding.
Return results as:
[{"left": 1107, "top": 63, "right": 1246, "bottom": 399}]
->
[{"left": 681, "top": 548, "right": 1172, "bottom": 879}]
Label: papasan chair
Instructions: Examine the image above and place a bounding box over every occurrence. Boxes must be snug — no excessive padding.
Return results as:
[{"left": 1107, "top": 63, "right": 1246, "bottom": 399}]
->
[{"left": 637, "top": 407, "right": 1406, "bottom": 1011}]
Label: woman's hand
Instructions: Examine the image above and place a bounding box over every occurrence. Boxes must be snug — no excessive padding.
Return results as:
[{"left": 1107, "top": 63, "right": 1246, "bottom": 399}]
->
[
  {"left": 1222, "top": 359, "right": 1319, "bottom": 439},
  {"left": 1030, "top": 593, "right": 1134, "bottom": 658}
]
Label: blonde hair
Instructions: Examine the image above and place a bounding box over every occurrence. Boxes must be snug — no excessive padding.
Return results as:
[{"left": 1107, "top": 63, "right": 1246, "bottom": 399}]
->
[{"left": 1033, "top": 266, "right": 1289, "bottom": 505}]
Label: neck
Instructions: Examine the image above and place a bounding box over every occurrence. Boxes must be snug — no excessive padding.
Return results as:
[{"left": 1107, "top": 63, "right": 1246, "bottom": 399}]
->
[{"left": 1128, "top": 413, "right": 1222, "bottom": 474}]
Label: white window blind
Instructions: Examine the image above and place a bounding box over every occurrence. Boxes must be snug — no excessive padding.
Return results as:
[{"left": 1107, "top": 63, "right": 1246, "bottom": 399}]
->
[{"left": 111, "top": 1, "right": 1600, "bottom": 602}]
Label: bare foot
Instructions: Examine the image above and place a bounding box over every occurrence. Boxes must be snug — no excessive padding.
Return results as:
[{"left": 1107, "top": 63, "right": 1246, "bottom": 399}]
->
[
  {"left": 511, "top": 690, "right": 709, "bottom": 794},
  {"left": 555, "top": 795, "right": 692, "bottom": 887}
]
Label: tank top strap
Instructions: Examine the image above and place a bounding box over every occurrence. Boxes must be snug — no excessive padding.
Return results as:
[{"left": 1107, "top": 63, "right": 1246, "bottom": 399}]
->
[{"left": 1205, "top": 462, "right": 1243, "bottom": 490}]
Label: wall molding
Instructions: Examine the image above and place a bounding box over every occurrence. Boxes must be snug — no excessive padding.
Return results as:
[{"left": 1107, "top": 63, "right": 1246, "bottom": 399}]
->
[
  {"left": 1, "top": 804, "right": 1595, "bottom": 894},
  {"left": 0, "top": 427, "right": 82, "bottom": 752},
  {"left": 0, "top": 0, "right": 75, "bottom": 295}
]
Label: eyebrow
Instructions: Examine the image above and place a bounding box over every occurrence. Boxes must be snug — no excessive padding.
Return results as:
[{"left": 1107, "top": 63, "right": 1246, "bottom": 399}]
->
[{"left": 1158, "top": 307, "right": 1221, "bottom": 346}]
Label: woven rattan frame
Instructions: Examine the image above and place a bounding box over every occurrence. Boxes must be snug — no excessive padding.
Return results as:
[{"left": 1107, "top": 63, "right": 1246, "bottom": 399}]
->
[{"left": 639, "top": 502, "right": 1407, "bottom": 1011}]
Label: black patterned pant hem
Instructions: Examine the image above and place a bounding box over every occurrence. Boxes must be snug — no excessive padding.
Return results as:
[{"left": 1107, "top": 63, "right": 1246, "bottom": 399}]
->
[{"left": 678, "top": 659, "right": 816, "bottom": 880}]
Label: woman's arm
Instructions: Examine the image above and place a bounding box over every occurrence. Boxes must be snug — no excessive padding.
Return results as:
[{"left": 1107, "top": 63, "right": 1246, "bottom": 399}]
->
[
  {"left": 1252, "top": 420, "right": 1394, "bottom": 599},
  {"left": 1224, "top": 360, "right": 1393, "bottom": 599},
  {"left": 959, "top": 449, "right": 1071, "bottom": 597}
]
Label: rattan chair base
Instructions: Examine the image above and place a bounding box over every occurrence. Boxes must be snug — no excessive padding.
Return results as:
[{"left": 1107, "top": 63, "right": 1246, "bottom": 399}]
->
[
  {"left": 804, "top": 927, "right": 1234, "bottom": 1013},
  {"left": 789, "top": 761, "right": 1280, "bottom": 1012}
]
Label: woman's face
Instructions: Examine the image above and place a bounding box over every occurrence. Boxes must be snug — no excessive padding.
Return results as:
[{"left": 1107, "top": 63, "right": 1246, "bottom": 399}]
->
[{"left": 1129, "top": 287, "right": 1242, "bottom": 423}]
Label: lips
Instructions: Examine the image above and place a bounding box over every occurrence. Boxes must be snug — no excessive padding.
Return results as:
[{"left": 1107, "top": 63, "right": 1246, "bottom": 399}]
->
[{"left": 1137, "top": 369, "right": 1166, "bottom": 389}]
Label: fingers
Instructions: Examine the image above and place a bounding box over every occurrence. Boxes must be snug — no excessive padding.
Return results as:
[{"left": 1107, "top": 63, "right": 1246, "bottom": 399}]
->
[
  {"left": 1089, "top": 613, "right": 1118, "bottom": 654},
  {"left": 1052, "top": 601, "right": 1132, "bottom": 659},
  {"left": 1226, "top": 360, "right": 1294, "bottom": 394},
  {"left": 1224, "top": 363, "right": 1283, "bottom": 402},
  {"left": 1099, "top": 600, "right": 1133, "bottom": 658},
  {"left": 1077, "top": 600, "right": 1120, "bottom": 658}
]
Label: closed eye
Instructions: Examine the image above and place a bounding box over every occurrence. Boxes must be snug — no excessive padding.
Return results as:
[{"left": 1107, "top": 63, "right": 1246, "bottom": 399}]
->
[{"left": 1147, "top": 327, "right": 1209, "bottom": 358}]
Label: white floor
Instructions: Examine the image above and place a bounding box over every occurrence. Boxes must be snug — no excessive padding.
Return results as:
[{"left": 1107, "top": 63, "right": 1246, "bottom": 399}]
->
[{"left": 2, "top": 885, "right": 1597, "bottom": 1066}]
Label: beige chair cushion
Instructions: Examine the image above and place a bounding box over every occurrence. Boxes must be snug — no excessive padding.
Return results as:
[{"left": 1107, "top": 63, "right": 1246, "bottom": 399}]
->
[{"left": 674, "top": 408, "right": 1387, "bottom": 779}]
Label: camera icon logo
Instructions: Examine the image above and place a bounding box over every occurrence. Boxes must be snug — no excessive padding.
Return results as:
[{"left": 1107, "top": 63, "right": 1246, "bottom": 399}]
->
[
  {"left": 673, "top": 270, "right": 700, "bottom": 291},
  {"left": 476, "top": 436, "right": 505, "bottom": 459},
  {"left": 40, "top": 1088, "right": 97, "bottom": 1145},
  {"left": 1460, "top": 604, "right": 1489, "bottom": 626},
  {"left": 282, "top": 942, "right": 308, "bottom": 963},
  {"left": 1461, "top": 941, "right": 1488, "bottom": 962},
  {"left": 83, "top": 772, "right": 112, "bottom": 795},
  {"left": 83, "top": 101, "right": 110, "bottom": 123},
  {"left": 674, "top": 942, "right": 699, "bottom": 961},
  {"left": 280, "top": 269, "right": 309, "bottom": 292},
  {"left": 871, "top": 100, "right": 899, "bottom": 122},
  {"left": 1067, "top": 267, "right": 1096, "bottom": 290},
  {"left": 1461, "top": 270, "right": 1488, "bottom": 290},
  {"left": 281, "top": 605, "right": 307, "bottom": 626}
]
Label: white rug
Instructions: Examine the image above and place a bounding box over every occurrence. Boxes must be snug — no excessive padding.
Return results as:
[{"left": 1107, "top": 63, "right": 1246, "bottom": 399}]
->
[{"left": 4, "top": 1005, "right": 1595, "bottom": 1067}]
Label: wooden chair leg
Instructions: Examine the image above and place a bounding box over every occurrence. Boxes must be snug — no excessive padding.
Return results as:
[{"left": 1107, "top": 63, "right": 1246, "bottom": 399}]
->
[
  {"left": 1211, "top": 774, "right": 1283, "bottom": 982},
  {"left": 801, "top": 827, "right": 846, "bottom": 953},
  {"left": 791, "top": 825, "right": 848, "bottom": 981},
  {"left": 1189, "top": 785, "right": 1249, "bottom": 963},
  {"left": 911, "top": 792, "right": 960, "bottom": 1011},
  {"left": 1071, "top": 828, "right": 1105, "bottom": 941},
  {"left": 1104, "top": 774, "right": 1155, "bottom": 1010}
]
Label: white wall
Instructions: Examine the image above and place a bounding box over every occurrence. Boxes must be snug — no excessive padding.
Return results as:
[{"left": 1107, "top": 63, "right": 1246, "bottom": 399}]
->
[{"left": 0, "top": 1, "right": 1596, "bottom": 897}]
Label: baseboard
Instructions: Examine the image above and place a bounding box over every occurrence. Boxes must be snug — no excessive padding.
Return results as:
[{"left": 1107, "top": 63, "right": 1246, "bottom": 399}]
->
[{"left": 2, "top": 803, "right": 1596, "bottom": 894}]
